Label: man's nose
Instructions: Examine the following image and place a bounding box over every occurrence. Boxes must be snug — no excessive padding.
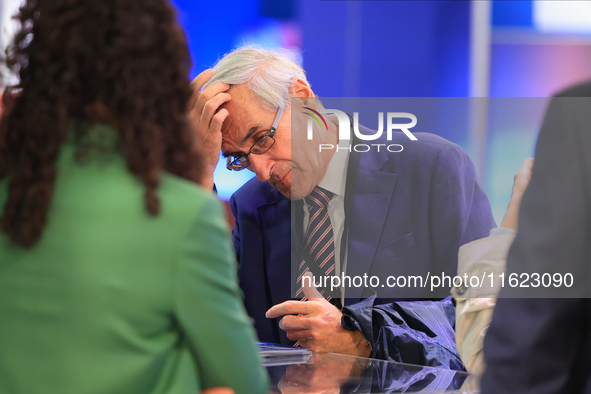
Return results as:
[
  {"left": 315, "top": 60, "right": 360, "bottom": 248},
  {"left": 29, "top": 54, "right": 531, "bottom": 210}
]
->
[{"left": 248, "top": 154, "right": 273, "bottom": 182}]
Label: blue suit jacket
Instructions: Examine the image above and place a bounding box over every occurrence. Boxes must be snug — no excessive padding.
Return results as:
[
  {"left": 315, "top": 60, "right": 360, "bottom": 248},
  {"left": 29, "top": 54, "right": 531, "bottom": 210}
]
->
[{"left": 230, "top": 130, "right": 495, "bottom": 360}]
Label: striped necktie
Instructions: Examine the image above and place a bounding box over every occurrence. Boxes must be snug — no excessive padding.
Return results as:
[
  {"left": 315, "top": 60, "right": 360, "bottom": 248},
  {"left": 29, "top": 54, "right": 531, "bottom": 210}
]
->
[{"left": 296, "top": 186, "right": 335, "bottom": 300}]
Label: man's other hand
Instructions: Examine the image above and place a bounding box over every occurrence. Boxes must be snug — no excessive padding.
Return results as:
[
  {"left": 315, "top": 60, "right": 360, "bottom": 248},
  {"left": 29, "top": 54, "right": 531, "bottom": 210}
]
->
[
  {"left": 189, "top": 69, "right": 231, "bottom": 190},
  {"left": 266, "top": 274, "right": 371, "bottom": 357}
]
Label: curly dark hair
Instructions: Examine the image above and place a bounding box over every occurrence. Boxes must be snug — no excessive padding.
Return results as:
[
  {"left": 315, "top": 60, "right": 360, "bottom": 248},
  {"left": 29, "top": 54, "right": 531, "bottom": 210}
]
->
[{"left": 0, "top": 0, "right": 203, "bottom": 247}]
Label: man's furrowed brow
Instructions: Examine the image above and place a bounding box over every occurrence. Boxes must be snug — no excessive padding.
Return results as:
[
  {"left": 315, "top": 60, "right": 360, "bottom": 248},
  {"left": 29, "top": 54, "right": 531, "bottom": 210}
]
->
[{"left": 242, "top": 125, "right": 261, "bottom": 144}]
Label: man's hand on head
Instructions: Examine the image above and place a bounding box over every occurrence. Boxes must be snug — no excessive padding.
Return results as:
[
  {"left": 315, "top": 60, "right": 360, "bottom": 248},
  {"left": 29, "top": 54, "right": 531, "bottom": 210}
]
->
[
  {"left": 265, "top": 274, "right": 371, "bottom": 357},
  {"left": 189, "top": 69, "right": 231, "bottom": 190}
]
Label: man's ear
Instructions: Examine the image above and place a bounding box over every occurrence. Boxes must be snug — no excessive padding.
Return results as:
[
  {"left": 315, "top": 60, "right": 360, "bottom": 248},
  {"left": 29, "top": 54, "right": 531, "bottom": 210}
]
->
[{"left": 290, "top": 78, "right": 314, "bottom": 106}]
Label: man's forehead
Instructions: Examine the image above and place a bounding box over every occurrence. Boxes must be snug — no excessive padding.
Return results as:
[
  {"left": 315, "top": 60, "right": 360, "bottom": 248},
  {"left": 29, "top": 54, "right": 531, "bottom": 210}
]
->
[
  {"left": 220, "top": 86, "right": 264, "bottom": 155},
  {"left": 220, "top": 90, "right": 251, "bottom": 136},
  {"left": 222, "top": 84, "right": 274, "bottom": 130}
]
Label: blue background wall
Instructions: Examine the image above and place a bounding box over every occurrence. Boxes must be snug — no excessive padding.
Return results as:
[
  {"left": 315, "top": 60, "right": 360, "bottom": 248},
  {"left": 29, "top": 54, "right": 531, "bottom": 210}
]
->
[
  {"left": 300, "top": 0, "right": 470, "bottom": 97},
  {"left": 174, "top": 0, "right": 471, "bottom": 96},
  {"left": 170, "top": 0, "right": 591, "bottom": 225}
]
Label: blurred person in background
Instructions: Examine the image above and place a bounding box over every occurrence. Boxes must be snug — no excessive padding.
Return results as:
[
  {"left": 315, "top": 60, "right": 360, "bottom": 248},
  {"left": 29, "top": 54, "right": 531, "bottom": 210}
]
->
[
  {"left": 482, "top": 82, "right": 591, "bottom": 393},
  {"left": 453, "top": 157, "right": 534, "bottom": 375},
  {"left": 0, "top": 1, "right": 268, "bottom": 394}
]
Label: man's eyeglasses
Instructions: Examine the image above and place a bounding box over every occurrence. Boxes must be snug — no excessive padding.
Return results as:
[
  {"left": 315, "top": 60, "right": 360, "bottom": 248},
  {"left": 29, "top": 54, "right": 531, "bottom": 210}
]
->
[{"left": 226, "top": 105, "right": 285, "bottom": 171}]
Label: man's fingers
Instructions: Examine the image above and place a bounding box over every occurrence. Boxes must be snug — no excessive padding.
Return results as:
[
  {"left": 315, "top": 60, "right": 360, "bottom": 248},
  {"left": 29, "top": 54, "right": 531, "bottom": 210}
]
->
[
  {"left": 195, "top": 82, "right": 231, "bottom": 116},
  {"left": 208, "top": 108, "right": 229, "bottom": 137},
  {"left": 200, "top": 92, "right": 232, "bottom": 131},
  {"left": 286, "top": 328, "right": 311, "bottom": 341},
  {"left": 302, "top": 273, "right": 324, "bottom": 300},
  {"left": 266, "top": 301, "right": 312, "bottom": 319},
  {"left": 191, "top": 69, "right": 214, "bottom": 93},
  {"left": 189, "top": 69, "right": 213, "bottom": 110},
  {"left": 279, "top": 315, "right": 313, "bottom": 331}
]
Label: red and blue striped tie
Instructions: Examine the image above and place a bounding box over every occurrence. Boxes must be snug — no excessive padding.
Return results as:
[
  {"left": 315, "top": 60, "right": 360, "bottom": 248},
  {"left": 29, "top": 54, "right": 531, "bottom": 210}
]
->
[{"left": 296, "top": 186, "right": 335, "bottom": 301}]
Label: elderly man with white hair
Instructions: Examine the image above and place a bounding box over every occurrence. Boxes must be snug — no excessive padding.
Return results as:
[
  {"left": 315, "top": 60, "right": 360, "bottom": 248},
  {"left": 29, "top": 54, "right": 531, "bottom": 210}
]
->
[{"left": 189, "top": 47, "right": 496, "bottom": 366}]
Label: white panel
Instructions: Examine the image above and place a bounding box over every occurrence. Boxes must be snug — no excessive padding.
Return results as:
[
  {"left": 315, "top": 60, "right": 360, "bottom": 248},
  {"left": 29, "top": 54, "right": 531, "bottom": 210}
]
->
[
  {"left": 469, "top": 0, "right": 492, "bottom": 181},
  {"left": 534, "top": 0, "right": 591, "bottom": 33},
  {"left": 1, "top": 0, "right": 25, "bottom": 87}
]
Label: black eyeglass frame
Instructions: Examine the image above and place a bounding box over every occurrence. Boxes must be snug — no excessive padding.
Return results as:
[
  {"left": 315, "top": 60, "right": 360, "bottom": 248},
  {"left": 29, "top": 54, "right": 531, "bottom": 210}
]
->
[{"left": 226, "top": 105, "right": 285, "bottom": 171}]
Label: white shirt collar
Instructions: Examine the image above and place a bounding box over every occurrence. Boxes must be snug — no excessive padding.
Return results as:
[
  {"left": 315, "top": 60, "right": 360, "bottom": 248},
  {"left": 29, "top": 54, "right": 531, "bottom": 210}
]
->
[{"left": 317, "top": 138, "right": 350, "bottom": 198}]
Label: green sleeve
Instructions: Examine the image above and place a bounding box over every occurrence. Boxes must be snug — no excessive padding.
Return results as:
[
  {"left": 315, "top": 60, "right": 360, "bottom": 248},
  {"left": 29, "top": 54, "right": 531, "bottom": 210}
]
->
[{"left": 174, "top": 192, "right": 269, "bottom": 394}]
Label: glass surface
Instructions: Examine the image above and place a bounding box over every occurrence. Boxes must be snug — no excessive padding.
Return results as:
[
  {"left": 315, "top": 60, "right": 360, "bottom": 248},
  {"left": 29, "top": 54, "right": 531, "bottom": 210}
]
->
[{"left": 263, "top": 351, "right": 478, "bottom": 393}]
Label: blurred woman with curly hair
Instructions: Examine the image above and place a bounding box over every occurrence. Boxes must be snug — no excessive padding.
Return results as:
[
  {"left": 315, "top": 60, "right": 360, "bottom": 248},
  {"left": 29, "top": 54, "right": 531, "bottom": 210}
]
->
[{"left": 0, "top": 1, "right": 268, "bottom": 393}]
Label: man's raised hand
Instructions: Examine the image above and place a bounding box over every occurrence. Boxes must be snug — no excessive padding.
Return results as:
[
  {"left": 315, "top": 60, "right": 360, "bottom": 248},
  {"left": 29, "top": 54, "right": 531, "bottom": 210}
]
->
[{"left": 189, "top": 69, "right": 231, "bottom": 190}]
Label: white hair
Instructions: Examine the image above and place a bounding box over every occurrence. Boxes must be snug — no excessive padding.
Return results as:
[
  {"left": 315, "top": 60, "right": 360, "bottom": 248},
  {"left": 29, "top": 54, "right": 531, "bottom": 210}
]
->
[{"left": 203, "top": 46, "right": 310, "bottom": 112}]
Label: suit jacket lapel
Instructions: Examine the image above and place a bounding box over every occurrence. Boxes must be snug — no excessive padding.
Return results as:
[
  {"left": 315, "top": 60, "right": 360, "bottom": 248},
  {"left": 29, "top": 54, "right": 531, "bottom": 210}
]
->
[
  {"left": 257, "top": 190, "right": 292, "bottom": 310},
  {"left": 345, "top": 130, "right": 398, "bottom": 303}
]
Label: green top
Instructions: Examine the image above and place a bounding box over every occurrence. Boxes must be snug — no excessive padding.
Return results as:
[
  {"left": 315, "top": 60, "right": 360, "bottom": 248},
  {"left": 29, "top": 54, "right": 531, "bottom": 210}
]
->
[{"left": 0, "top": 123, "right": 268, "bottom": 394}]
